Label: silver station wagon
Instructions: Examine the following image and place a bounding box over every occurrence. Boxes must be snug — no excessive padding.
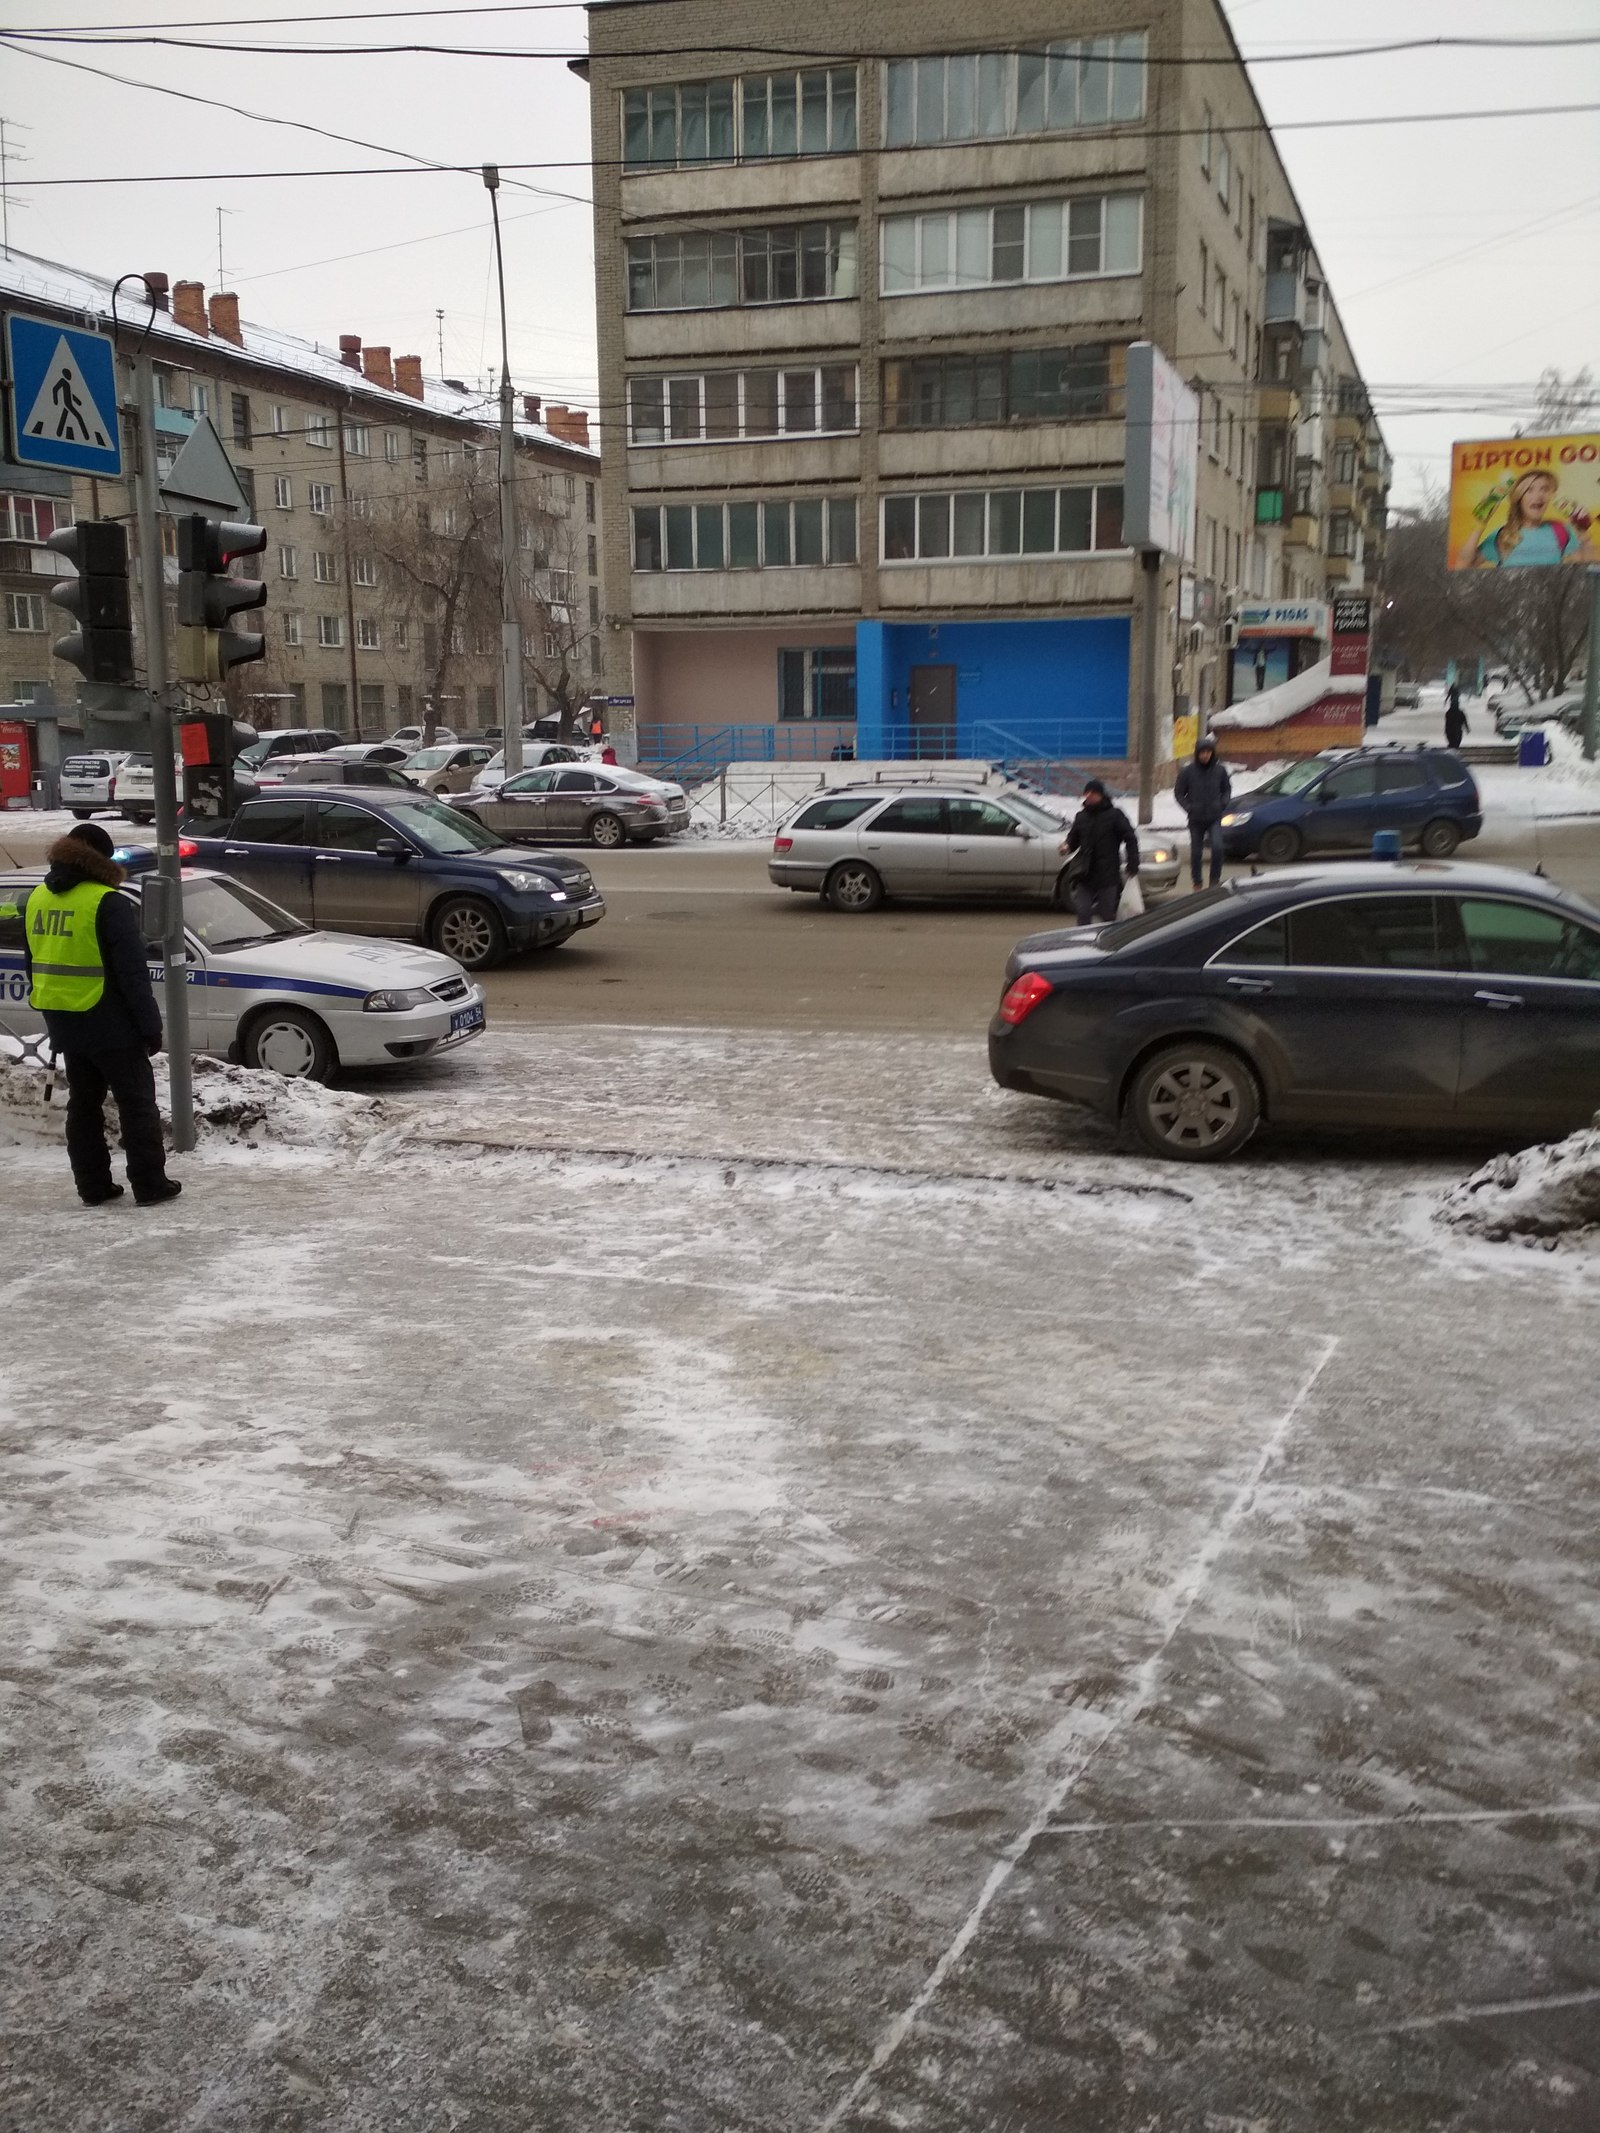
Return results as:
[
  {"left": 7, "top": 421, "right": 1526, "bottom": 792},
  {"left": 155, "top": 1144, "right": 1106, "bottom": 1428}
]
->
[
  {"left": 769, "top": 782, "right": 1180, "bottom": 912},
  {"left": 453, "top": 764, "right": 691, "bottom": 848}
]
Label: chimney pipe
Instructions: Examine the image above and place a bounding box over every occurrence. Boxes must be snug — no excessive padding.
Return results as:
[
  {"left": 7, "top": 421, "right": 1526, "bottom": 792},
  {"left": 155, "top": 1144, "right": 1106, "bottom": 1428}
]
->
[
  {"left": 393, "top": 355, "right": 425, "bottom": 401},
  {"left": 338, "top": 333, "right": 363, "bottom": 371},
  {"left": 522, "top": 393, "right": 542, "bottom": 424},
  {"left": 361, "top": 345, "right": 394, "bottom": 390},
  {"left": 143, "top": 272, "right": 170, "bottom": 312},
  {"left": 208, "top": 291, "right": 242, "bottom": 346},
  {"left": 172, "top": 281, "right": 209, "bottom": 337}
]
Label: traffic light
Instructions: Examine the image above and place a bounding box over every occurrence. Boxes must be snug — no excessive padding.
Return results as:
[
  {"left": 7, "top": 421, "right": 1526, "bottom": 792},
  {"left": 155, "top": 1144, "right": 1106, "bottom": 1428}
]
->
[
  {"left": 46, "top": 520, "right": 135, "bottom": 686},
  {"left": 179, "top": 709, "right": 256, "bottom": 823},
  {"left": 175, "top": 513, "right": 267, "bottom": 685}
]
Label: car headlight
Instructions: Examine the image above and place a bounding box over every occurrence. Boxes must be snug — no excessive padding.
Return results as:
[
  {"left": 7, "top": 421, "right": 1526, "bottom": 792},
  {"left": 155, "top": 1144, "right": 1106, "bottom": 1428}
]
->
[
  {"left": 363, "top": 987, "right": 436, "bottom": 1013},
  {"left": 1220, "top": 812, "right": 1249, "bottom": 828},
  {"left": 1148, "top": 846, "right": 1173, "bottom": 864},
  {"left": 499, "top": 869, "right": 565, "bottom": 898}
]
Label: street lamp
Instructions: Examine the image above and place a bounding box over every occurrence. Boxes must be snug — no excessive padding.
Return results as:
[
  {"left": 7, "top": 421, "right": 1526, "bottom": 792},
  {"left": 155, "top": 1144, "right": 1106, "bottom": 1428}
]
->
[{"left": 483, "top": 165, "right": 523, "bottom": 779}]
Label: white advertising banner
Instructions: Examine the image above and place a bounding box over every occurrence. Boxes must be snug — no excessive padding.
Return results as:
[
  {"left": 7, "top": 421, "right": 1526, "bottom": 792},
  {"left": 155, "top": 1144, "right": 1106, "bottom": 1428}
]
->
[{"left": 1123, "top": 341, "right": 1199, "bottom": 563}]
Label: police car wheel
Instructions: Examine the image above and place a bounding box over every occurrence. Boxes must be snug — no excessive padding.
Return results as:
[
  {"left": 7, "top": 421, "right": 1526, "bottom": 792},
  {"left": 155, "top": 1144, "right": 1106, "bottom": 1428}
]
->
[
  {"left": 243, "top": 1006, "right": 334, "bottom": 1082},
  {"left": 431, "top": 895, "right": 505, "bottom": 970},
  {"left": 71, "top": 809, "right": 93, "bottom": 821}
]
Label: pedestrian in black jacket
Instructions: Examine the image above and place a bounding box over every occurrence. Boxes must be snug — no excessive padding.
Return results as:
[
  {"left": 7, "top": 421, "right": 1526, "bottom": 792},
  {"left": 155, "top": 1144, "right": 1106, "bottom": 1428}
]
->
[
  {"left": 17, "top": 823, "right": 179, "bottom": 1206},
  {"left": 1444, "top": 683, "right": 1468, "bottom": 750},
  {"left": 1174, "top": 733, "right": 1232, "bottom": 888},
  {"left": 1064, "top": 780, "right": 1140, "bottom": 924}
]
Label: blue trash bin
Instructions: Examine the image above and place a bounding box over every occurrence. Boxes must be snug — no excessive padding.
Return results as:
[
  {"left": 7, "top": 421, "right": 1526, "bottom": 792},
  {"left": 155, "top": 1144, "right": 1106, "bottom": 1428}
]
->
[{"left": 1517, "top": 727, "right": 1550, "bottom": 768}]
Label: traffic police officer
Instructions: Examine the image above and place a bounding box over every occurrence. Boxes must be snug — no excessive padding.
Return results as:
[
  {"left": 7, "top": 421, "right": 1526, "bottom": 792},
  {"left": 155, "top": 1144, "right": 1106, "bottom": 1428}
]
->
[{"left": 10, "top": 823, "right": 179, "bottom": 1205}]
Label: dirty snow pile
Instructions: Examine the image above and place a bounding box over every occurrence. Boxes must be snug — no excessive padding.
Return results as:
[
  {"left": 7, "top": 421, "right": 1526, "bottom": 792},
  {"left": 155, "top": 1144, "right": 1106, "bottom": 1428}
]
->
[
  {"left": 1438, "top": 1120, "right": 1600, "bottom": 1245},
  {"left": 0, "top": 1037, "right": 388, "bottom": 1152}
]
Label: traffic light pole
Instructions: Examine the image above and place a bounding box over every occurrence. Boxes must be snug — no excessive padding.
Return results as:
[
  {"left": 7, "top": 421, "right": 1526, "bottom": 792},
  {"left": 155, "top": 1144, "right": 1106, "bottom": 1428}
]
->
[{"left": 129, "top": 349, "right": 196, "bottom": 1152}]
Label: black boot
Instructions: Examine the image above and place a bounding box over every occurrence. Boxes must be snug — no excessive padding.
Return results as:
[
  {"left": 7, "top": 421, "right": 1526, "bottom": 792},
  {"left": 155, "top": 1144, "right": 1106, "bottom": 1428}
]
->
[
  {"left": 134, "top": 1179, "right": 183, "bottom": 1206},
  {"left": 80, "top": 1183, "right": 126, "bottom": 1207}
]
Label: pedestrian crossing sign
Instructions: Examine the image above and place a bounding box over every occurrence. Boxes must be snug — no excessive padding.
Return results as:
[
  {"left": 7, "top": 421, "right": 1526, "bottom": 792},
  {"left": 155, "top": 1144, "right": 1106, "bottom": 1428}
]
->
[{"left": 4, "top": 310, "right": 124, "bottom": 477}]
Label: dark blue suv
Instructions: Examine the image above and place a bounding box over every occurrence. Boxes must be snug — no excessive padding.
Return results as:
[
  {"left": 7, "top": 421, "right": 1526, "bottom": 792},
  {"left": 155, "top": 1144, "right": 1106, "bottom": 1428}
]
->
[
  {"left": 1219, "top": 748, "right": 1481, "bottom": 865},
  {"left": 172, "top": 789, "right": 605, "bottom": 969}
]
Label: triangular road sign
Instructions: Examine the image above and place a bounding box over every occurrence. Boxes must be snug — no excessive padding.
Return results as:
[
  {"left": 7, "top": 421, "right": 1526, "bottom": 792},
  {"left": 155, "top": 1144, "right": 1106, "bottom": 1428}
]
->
[
  {"left": 159, "top": 415, "right": 249, "bottom": 517},
  {"left": 21, "top": 334, "right": 116, "bottom": 453}
]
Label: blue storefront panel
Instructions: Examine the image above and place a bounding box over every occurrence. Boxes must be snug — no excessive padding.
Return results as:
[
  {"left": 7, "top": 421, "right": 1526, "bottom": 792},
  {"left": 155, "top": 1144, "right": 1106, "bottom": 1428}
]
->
[{"left": 855, "top": 617, "right": 1130, "bottom": 760}]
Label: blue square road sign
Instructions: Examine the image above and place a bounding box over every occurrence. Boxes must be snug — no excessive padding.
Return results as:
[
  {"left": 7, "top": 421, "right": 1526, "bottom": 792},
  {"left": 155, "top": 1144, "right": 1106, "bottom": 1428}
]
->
[{"left": 4, "top": 310, "right": 124, "bottom": 478}]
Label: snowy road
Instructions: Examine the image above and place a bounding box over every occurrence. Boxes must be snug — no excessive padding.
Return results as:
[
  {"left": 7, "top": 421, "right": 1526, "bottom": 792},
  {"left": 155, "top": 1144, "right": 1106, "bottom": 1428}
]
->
[{"left": 2, "top": 1031, "right": 1597, "bottom": 2131}]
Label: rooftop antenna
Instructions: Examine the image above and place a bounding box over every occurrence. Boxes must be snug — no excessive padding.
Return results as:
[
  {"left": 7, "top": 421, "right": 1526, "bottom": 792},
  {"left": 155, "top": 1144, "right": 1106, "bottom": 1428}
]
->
[
  {"left": 216, "top": 205, "right": 236, "bottom": 290},
  {"left": 0, "top": 116, "right": 32, "bottom": 260},
  {"left": 436, "top": 307, "right": 446, "bottom": 375}
]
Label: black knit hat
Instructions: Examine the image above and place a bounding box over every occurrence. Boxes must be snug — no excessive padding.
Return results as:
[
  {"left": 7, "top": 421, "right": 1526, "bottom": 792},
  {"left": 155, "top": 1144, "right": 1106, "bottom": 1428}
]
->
[
  {"left": 65, "top": 821, "right": 116, "bottom": 859},
  {"left": 1083, "top": 777, "right": 1108, "bottom": 798}
]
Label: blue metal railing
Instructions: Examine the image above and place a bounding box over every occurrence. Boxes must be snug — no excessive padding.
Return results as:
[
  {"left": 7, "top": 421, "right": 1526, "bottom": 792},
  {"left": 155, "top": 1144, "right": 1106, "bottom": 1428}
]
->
[
  {"left": 636, "top": 722, "right": 858, "bottom": 779},
  {"left": 636, "top": 716, "right": 1129, "bottom": 785}
]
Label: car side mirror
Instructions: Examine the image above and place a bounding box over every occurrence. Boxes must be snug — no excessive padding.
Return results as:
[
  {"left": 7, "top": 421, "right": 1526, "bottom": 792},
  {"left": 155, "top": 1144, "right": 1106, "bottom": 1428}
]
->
[{"left": 375, "top": 837, "right": 410, "bottom": 862}]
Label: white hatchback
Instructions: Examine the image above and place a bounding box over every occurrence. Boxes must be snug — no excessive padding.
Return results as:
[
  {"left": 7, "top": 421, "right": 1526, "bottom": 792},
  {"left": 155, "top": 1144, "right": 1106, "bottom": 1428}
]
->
[{"left": 0, "top": 865, "right": 486, "bottom": 1082}]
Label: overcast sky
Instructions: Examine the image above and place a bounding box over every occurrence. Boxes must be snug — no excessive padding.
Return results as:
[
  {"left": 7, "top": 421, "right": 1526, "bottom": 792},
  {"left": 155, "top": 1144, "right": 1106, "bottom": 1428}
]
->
[{"left": 3, "top": 0, "right": 1596, "bottom": 508}]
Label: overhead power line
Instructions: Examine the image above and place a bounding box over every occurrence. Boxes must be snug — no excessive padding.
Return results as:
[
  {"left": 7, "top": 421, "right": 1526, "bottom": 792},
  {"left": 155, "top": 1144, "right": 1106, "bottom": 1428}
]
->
[{"left": 5, "top": 98, "right": 1598, "bottom": 186}]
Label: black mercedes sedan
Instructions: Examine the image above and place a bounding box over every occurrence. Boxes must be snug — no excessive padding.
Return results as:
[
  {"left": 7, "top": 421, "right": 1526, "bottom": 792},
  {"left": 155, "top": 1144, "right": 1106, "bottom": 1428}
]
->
[{"left": 988, "top": 861, "right": 1600, "bottom": 1160}]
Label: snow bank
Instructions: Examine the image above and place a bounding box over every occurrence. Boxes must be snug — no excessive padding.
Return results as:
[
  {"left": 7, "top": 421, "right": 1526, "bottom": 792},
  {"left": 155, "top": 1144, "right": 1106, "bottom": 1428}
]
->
[
  {"left": 0, "top": 1038, "right": 387, "bottom": 1152},
  {"left": 1437, "top": 1122, "right": 1600, "bottom": 1245},
  {"left": 1213, "top": 657, "right": 1366, "bottom": 733}
]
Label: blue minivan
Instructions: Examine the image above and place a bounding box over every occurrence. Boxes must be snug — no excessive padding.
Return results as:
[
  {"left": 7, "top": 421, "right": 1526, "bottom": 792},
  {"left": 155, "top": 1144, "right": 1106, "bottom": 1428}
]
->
[{"left": 1219, "top": 748, "right": 1481, "bottom": 865}]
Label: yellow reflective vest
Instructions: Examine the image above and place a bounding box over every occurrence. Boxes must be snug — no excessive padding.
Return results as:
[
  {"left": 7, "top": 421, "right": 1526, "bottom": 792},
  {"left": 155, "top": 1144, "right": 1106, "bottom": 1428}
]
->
[{"left": 23, "top": 879, "right": 113, "bottom": 1012}]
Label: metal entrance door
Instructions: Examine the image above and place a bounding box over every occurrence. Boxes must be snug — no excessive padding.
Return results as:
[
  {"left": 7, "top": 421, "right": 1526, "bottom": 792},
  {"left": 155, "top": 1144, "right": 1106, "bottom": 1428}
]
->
[{"left": 908, "top": 664, "right": 956, "bottom": 756}]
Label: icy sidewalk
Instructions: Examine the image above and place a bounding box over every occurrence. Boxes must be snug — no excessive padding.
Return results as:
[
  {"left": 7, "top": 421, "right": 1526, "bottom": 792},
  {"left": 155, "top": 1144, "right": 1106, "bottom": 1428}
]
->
[{"left": 2, "top": 1029, "right": 1597, "bottom": 2132}]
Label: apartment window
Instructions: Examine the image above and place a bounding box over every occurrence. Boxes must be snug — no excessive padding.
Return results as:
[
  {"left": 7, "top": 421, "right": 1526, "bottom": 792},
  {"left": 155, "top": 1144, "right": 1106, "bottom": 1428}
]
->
[
  {"left": 357, "top": 618, "right": 381, "bottom": 650},
  {"left": 564, "top": 478, "right": 576, "bottom": 505},
  {"left": 353, "top": 556, "right": 378, "bottom": 587},
  {"left": 309, "top": 481, "right": 335, "bottom": 516},
  {"left": 272, "top": 404, "right": 290, "bottom": 436},
  {"left": 881, "top": 482, "right": 1125, "bottom": 560},
  {"left": 306, "top": 413, "right": 333, "bottom": 449},
  {"left": 4, "top": 593, "right": 47, "bottom": 632},
  {"left": 1216, "top": 139, "right": 1231, "bottom": 208},
  {"left": 1333, "top": 441, "right": 1358, "bottom": 486},
  {"left": 271, "top": 475, "right": 292, "bottom": 511},
  {"left": 282, "top": 611, "right": 303, "bottom": 647},
  {"left": 588, "top": 584, "right": 601, "bottom": 625},
  {"left": 384, "top": 430, "right": 404, "bottom": 463},
  {"left": 0, "top": 493, "right": 72, "bottom": 542},
  {"left": 412, "top": 437, "right": 428, "bottom": 482},
  {"left": 587, "top": 535, "right": 599, "bottom": 574},
  {"left": 394, "top": 620, "right": 409, "bottom": 651},
  {"left": 1211, "top": 269, "right": 1227, "bottom": 338},
  {"left": 192, "top": 384, "right": 211, "bottom": 419},
  {"left": 883, "top": 345, "right": 1122, "bottom": 428},
  {"left": 359, "top": 682, "right": 386, "bottom": 725},
  {"left": 1231, "top": 294, "right": 1242, "bottom": 357},
  {"left": 885, "top": 36, "right": 1145, "bottom": 146},
  {"left": 278, "top": 545, "right": 298, "bottom": 579},
  {"left": 628, "top": 364, "right": 858, "bottom": 443},
  {"left": 1201, "top": 104, "right": 1214, "bottom": 174},
  {"left": 622, "top": 66, "right": 856, "bottom": 169},
  {"left": 1329, "top": 515, "right": 1358, "bottom": 559},
  {"left": 312, "top": 551, "right": 339, "bottom": 584},
  {"left": 626, "top": 222, "right": 858, "bottom": 312},
  {"left": 396, "top": 684, "right": 414, "bottom": 717},
  {"left": 632, "top": 496, "right": 857, "bottom": 571},
  {"left": 322, "top": 682, "right": 347, "bottom": 727},
  {"left": 779, "top": 645, "right": 856, "bottom": 722},
  {"left": 1198, "top": 241, "right": 1209, "bottom": 315},
  {"left": 317, "top": 614, "right": 345, "bottom": 648},
  {"left": 585, "top": 481, "right": 596, "bottom": 523},
  {"left": 1248, "top": 194, "right": 1257, "bottom": 260},
  {"left": 343, "top": 422, "right": 370, "bottom": 457},
  {"left": 881, "top": 194, "right": 1141, "bottom": 295},
  {"left": 230, "top": 393, "right": 251, "bottom": 449}
]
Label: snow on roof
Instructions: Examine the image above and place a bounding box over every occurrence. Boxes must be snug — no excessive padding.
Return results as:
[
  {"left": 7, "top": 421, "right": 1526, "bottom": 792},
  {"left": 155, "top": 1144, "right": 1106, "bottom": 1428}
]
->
[
  {"left": 1213, "top": 657, "right": 1367, "bottom": 732},
  {"left": 0, "top": 247, "right": 597, "bottom": 462}
]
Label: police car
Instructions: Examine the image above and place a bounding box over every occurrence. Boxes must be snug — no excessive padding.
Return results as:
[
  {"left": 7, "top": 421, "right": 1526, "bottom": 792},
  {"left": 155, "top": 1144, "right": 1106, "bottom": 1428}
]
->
[{"left": 0, "top": 863, "right": 485, "bottom": 1082}]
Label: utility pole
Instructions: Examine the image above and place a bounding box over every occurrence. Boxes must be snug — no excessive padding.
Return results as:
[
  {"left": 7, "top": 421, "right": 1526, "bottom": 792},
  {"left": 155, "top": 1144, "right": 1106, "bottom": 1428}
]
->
[
  {"left": 1136, "top": 549, "right": 1162, "bottom": 826},
  {"left": 128, "top": 341, "right": 197, "bottom": 1152},
  {"left": 1582, "top": 565, "right": 1599, "bottom": 764},
  {"left": 484, "top": 164, "right": 523, "bottom": 777}
]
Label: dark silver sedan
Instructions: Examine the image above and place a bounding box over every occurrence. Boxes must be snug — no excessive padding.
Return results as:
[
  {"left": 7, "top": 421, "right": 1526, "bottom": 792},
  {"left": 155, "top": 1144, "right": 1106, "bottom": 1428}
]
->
[{"left": 454, "top": 764, "right": 691, "bottom": 848}]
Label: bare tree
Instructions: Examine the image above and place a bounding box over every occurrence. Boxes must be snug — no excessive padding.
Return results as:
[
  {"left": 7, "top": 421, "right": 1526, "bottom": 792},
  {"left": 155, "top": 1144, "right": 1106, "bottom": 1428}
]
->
[
  {"left": 514, "top": 485, "right": 595, "bottom": 738},
  {"left": 364, "top": 448, "right": 499, "bottom": 741}
]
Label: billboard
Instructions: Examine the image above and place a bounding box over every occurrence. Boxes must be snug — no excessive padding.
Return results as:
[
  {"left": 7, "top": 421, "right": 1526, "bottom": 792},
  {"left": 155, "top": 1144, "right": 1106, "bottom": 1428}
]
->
[
  {"left": 1448, "top": 434, "right": 1600, "bottom": 570},
  {"left": 1124, "top": 342, "right": 1198, "bottom": 563}
]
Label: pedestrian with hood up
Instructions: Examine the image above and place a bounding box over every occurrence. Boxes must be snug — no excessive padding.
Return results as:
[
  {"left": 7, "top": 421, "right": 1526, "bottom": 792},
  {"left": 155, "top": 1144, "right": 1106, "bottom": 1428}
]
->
[
  {"left": 1174, "top": 732, "right": 1232, "bottom": 890},
  {"left": 13, "top": 822, "right": 180, "bottom": 1206},
  {"left": 1062, "top": 779, "right": 1140, "bottom": 925},
  {"left": 1444, "top": 682, "right": 1468, "bottom": 751}
]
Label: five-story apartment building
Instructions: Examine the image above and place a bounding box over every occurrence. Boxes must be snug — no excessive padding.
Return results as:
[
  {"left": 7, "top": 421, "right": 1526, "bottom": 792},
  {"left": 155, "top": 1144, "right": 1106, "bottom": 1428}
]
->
[{"left": 583, "top": 0, "right": 1388, "bottom": 768}]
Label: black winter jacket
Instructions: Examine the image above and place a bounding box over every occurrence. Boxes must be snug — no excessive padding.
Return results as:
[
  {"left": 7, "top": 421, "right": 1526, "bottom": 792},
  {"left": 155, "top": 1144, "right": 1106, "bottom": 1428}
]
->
[
  {"left": 1174, "top": 753, "right": 1232, "bottom": 824},
  {"left": 1065, "top": 802, "right": 1140, "bottom": 890},
  {"left": 20, "top": 840, "right": 163, "bottom": 1055}
]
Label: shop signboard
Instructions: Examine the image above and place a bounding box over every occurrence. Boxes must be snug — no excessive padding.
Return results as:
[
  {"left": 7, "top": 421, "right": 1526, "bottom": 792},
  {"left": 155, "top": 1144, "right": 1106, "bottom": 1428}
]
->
[
  {"left": 1236, "top": 600, "right": 1327, "bottom": 639},
  {"left": 1330, "top": 593, "right": 1372, "bottom": 679}
]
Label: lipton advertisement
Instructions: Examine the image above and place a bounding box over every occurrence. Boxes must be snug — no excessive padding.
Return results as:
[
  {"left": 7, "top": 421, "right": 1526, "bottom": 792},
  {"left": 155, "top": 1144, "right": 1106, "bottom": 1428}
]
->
[{"left": 1448, "top": 434, "right": 1600, "bottom": 570}]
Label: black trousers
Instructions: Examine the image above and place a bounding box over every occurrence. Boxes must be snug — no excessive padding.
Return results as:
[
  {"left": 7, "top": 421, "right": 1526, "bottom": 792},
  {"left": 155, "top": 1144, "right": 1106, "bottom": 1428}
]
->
[
  {"left": 63, "top": 1046, "right": 168, "bottom": 1199},
  {"left": 1189, "top": 820, "right": 1225, "bottom": 885}
]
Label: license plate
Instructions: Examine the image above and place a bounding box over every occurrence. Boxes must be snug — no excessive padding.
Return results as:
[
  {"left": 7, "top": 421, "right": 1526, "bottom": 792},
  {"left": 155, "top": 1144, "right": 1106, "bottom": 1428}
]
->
[{"left": 451, "top": 1004, "right": 485, "bottom": 1035}]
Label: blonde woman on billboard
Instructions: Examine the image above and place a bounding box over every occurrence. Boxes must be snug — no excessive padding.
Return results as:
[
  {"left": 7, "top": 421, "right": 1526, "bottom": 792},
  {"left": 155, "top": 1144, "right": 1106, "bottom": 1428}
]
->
[{"left": 1461, "top": 469, "right": 1588, "bottom": 569}]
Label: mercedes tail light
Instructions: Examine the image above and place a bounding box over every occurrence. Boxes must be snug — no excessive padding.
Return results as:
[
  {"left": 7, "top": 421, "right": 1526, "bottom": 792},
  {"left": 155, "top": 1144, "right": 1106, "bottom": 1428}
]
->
[{"left": 998, "top": 973, "right": 1053, "bottom": 1026}]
